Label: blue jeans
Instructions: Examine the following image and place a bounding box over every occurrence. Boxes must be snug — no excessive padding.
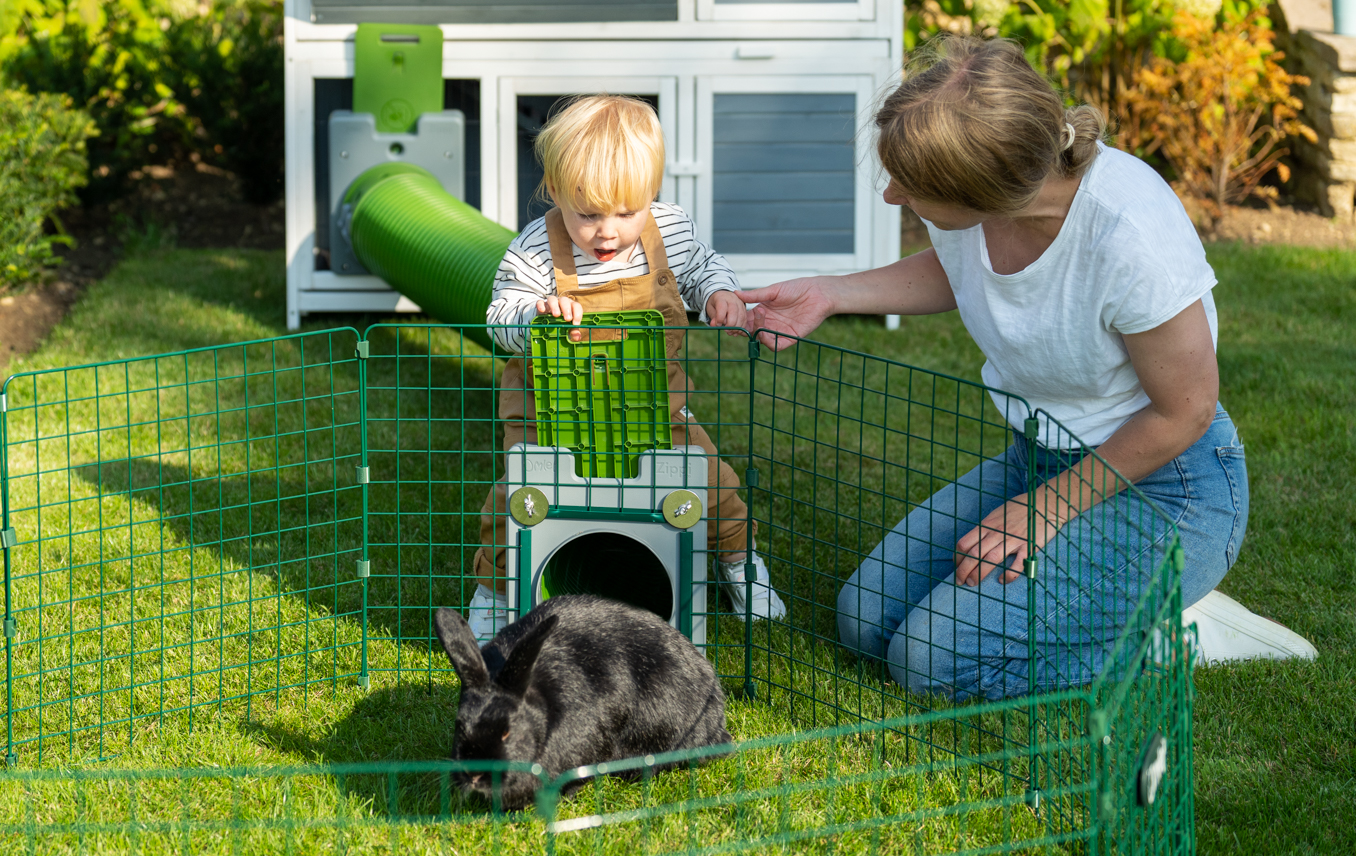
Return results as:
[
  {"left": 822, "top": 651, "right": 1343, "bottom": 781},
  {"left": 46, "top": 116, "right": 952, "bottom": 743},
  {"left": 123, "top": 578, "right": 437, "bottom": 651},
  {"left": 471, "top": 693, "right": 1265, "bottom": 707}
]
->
[{"left": 836, "top": 404, "right": 1248, "bottom": 700}]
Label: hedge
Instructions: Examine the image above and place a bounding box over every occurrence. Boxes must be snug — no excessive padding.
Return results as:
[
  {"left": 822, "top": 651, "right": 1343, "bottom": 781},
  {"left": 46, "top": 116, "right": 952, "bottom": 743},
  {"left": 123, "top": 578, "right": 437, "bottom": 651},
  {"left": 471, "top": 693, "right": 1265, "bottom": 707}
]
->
[{"left": 0, "top": 87, "right": 95, "bottom": 289}]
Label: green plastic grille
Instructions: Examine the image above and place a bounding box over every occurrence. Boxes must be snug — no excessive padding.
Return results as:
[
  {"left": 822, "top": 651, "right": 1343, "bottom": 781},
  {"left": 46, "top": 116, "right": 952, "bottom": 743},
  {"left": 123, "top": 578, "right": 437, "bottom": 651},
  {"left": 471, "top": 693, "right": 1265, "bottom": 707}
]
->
[{"left": 528, "top": 310, "right": 673, "bottom": 479}]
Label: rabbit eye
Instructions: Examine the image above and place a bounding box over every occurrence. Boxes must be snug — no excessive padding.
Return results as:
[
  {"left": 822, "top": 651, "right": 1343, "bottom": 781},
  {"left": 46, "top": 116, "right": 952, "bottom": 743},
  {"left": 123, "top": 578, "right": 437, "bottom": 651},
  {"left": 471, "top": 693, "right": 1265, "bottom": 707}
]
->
[{"left": 501, "top": 730, "right": 510, "bottom": 742}]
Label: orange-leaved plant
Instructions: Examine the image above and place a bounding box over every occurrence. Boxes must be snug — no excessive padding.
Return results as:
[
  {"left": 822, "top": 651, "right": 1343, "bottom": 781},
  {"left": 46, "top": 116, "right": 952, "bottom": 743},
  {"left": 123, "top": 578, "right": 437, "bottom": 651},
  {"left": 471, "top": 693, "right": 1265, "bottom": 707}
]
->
[{"left": 1124, "top": 6, "right": 1315, "bottom": 213}]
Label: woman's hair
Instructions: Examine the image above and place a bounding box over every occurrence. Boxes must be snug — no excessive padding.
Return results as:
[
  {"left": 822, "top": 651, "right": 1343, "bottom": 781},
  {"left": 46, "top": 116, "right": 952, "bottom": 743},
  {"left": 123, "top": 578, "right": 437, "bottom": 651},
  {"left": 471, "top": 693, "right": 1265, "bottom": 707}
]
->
[
  {"left": 874, "top": 35, "right": 1105, "bottom": 215},
  {"left": 534, "top": 94, "right": 665, "bottom": 213}
]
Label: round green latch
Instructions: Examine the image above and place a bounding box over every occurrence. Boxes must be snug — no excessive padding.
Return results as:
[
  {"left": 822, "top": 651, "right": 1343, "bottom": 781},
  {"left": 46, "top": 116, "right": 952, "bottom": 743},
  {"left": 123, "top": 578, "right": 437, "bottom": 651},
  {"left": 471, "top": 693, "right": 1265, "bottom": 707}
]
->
[
  {"left": 662, "top": 490, "right": 702, "bottom": 529},
  {"left": 509, "top": 487, "right": 549, "bottom": 527}
]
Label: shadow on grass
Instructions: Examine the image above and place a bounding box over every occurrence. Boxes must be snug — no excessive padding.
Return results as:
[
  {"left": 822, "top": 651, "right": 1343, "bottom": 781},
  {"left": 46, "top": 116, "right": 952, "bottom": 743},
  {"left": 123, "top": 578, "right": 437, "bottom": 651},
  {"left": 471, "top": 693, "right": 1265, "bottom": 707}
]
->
[
  {"left": 61, "top": 326, "right": 505, "bottom": 658},
  {"left": 239, "top": 683, "right": 495, "bottom": 818}
]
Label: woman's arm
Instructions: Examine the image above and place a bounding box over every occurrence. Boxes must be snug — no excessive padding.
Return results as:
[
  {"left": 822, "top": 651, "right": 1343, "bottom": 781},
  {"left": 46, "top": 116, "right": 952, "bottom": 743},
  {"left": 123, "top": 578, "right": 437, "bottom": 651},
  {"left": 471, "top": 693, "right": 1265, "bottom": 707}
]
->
[
  {"left": 742, "top": 248, "right": 956, "bottom": 349},
  {"left": 1071, "top": 299, "right": 1219, "bottom": 481},
  {"left": 954, "top": 300, "right": 1219, "bottom": 586}
]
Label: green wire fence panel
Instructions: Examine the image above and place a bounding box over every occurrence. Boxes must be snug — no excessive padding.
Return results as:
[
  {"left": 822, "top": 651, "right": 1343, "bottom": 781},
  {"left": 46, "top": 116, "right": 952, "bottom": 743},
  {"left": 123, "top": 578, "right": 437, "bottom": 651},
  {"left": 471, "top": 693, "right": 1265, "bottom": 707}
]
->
[
  {"left": 743, "top": 333, "right": 1192, "bottom": 855},
  {"left": 0, "top": 331, "right": 366, "bottom": 766},
  {"left": 0, "top": 706, "right": 1095, "bottom": 855},
  {"left": 358, "top": 321, "right": 750, "bottom": 679},
  {"left": 358, "top": 323, "right": 503, "bottom": 686},
  {"left": 1, "top": 322, "right": 1195, "bottom": 855}
]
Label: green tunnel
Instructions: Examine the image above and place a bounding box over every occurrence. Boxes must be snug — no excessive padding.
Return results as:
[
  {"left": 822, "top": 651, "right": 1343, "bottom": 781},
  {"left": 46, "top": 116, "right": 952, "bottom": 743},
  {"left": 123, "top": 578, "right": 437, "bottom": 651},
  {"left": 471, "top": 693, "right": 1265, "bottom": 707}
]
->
[{"left": 343, "top": 162, "right": 515, "bottom": 352}]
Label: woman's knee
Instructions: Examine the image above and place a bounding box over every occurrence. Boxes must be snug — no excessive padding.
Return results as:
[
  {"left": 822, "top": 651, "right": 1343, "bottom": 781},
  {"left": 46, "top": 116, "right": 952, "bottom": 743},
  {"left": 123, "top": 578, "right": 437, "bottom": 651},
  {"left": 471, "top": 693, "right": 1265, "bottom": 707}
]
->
[
  {"left": 887, "top": 607, "right": 963, "bottom": 696},
  {"left": 837, "top": 573, "right": 886, "bottom": 658}
]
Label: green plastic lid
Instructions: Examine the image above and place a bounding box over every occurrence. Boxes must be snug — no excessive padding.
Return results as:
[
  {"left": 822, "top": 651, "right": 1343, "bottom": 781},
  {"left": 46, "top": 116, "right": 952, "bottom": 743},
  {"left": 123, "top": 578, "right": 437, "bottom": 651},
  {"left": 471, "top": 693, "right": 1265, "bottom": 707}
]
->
[{"left": 353, "top": 23, "right": 444, "bottom": 133}]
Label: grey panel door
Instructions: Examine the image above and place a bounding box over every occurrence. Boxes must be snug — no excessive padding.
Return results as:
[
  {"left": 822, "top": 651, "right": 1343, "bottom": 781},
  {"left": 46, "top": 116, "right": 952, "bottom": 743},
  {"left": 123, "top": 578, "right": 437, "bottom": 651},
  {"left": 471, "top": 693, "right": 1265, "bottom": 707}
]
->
[{"left": 712, "top": 93, "right": 856, "bottom": 255}]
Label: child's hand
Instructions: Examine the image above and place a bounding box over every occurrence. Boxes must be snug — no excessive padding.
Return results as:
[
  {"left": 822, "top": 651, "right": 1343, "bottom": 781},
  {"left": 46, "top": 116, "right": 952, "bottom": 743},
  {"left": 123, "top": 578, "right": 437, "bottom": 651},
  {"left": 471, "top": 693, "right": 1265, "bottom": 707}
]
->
[
  {"left": 536, "top": 295, "right": 584, "bottom": 326},
  {"left": 705, "top": 290, "right": 748, "bottom": 334}
]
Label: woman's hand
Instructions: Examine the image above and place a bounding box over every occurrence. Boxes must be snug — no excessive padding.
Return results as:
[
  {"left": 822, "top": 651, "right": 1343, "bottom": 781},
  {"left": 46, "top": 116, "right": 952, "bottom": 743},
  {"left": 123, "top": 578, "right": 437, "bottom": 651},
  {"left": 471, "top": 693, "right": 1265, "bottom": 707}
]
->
[
  {"left": 953, "top": 494, "right": 1063, "bottom": 586},
  {"left": 741, "top": 253, "right": 956, "bottom": 350},
  {"left": 704, "top": 289, "right": 749, "bottom": 333},
  {"left": 741, "top": 277, "right": 837, "bottom": 350}
]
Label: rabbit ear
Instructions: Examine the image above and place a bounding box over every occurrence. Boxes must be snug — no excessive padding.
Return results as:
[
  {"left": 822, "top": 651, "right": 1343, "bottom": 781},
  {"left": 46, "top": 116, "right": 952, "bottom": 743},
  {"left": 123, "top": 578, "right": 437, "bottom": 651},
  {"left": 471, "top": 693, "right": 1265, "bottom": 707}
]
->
[
  {"left": 497, "top": 614, "right": 559, "bottom": 698},
  {"left": 434, "top": 607, "right": 489, "bottom": 690}
]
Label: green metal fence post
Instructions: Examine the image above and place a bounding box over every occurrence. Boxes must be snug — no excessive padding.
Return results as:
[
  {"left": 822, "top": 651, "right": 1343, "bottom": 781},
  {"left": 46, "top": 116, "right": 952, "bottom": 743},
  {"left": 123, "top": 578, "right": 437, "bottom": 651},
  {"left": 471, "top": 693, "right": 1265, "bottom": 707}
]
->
[
  {"left": 538, "top": 777, "right": 561, "bottom": 856},
  {"left": 1180, "top": 550, "right": 1198, "bottom": 856},
  {"left": 1023, "top": 415, "right": 1042, "bottom": 814},
  {"left": 357, "top": 339, "right": 372, "bottom": 691},
  {"left": 1, "top": 386, "right": 15, "bottom": 767},
  {"left": 1089, "top": 708, "right": 1110, "bottom": 853},
  {"left": 743, "top": 337, "right": 761, "bottom": 701},
  {"left": 123, "top": 360, "right": 136, "bottom": 750}
]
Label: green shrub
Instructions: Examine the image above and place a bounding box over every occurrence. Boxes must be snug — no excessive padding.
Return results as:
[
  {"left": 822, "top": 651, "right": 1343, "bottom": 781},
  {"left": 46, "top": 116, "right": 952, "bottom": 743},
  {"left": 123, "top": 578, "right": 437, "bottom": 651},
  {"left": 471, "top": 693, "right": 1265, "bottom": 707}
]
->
[
  {"left": 169, "top": 1, "right": 284, "bottom": 204},
  {"left": 0, "top": 0, "right": 194, "bottom": 202},
  {"left": 0, "top": 1, "right": 283, "bottom": 204},
  {"left": 906, "top": 0, "right": 1175, "bottom": 125},
  {"left": 0, "top": 87, "right": 96, "bottom": 289},
  {"left": 906, "top": 0, "right": 1308, "bottom": 197},
  {"left": 1124, "top": 5, "right": 1314, "bottom": 212}
]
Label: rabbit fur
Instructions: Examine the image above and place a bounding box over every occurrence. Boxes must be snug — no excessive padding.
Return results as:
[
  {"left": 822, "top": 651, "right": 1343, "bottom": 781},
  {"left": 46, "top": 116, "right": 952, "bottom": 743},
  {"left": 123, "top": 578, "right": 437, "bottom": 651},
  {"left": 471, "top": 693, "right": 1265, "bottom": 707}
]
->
[{"left": 434, "top": 595, "right": 731, "bottom": 812}]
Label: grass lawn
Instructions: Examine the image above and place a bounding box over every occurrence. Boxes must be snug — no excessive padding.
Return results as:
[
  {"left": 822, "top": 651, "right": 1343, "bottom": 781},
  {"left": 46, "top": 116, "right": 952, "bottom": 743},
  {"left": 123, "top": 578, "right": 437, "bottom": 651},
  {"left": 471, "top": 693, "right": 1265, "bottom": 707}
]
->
[{"left": 0, "top": 241, "right": 1352, "bottom": 854}]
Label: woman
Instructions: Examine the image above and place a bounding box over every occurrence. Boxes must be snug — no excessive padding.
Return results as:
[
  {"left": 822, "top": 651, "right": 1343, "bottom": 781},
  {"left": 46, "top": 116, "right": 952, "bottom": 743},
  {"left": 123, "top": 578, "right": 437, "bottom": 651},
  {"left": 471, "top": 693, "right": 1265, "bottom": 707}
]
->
[{"left": 742, "top": 36, "right": 1314, "bottom": 700}]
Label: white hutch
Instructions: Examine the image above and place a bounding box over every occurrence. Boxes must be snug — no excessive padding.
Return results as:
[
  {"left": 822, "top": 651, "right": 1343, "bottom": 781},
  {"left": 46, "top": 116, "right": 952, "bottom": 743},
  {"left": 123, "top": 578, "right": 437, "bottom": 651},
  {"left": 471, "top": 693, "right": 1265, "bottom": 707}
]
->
[{"left": 283, "top": 0, "right": 903, "bottom": 329}]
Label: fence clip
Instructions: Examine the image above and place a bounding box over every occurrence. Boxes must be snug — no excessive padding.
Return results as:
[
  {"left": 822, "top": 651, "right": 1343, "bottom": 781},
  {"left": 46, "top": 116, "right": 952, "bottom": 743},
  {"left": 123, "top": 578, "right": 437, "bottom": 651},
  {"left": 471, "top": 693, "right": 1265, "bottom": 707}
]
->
[
  {"left": 356, "top": 559, "right": 370, "bottom": 579},
  {"left": 355, "top": 466, "right": 370, "bottom": 485},
  {"left": 0, "top": 393, "right": 6, "bottom": 412},
  {"left": 3, "top": 618, "right": 16, "bottom": 639},
  {"left": 355, "top": 341, "right": 370, "bottom": 360},
  {"left": 1025, "top": 788, "right": 1041, "bottom": 812},
  {"left": 0, "top": 527, "right": 16, "bottom": 549},
  {"left": 1136, "top": 732, "right": 1168, "bottom": 808},
  {"left": 1089, "top": 710, "right": 1108, "bottom": 742},
  {"left": 1023, "top": 557, "right": 1037, "bottom": 579}
]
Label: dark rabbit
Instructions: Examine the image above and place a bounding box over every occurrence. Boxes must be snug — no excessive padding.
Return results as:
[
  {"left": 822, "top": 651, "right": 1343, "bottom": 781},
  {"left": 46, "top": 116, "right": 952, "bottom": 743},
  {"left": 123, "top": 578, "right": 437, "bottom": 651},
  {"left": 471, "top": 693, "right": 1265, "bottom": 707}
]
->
[{"left": 433, "top": 595, "right": 731, "bottom": 811}]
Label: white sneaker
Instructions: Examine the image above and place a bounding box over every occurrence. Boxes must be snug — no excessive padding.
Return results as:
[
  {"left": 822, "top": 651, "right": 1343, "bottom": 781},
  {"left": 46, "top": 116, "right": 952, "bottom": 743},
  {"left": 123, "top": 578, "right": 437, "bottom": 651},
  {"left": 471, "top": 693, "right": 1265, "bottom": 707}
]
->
[
  {"left": 466, "top": 584, "right": 511, "bottom": 647},
  {"left": 715, "top": 550, "right": 787, "bottom": 621},
  {"left": 1183, "top": 589, "right": 1317, "bottom": 666}
]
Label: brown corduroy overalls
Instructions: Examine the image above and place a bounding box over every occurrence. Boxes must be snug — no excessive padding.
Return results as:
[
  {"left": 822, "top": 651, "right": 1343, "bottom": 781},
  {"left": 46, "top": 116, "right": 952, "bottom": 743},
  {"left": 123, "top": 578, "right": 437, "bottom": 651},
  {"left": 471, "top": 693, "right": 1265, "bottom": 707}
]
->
[{"left": 471, "top": 208, "right": 752, "bottom": 589}]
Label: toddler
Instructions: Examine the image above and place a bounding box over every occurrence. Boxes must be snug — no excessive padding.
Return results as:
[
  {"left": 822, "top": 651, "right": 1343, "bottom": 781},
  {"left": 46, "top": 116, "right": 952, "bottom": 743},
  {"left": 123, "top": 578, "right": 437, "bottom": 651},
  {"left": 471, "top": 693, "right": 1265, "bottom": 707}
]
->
[{"left": 468, "top": 94, "right": 786, "bottom": 644}]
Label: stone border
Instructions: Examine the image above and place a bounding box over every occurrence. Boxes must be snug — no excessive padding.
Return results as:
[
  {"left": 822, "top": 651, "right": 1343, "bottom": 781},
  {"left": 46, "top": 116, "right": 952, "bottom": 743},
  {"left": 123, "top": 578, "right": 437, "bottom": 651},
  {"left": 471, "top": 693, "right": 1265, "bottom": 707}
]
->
[{"left": 1288, "top": 29, "right": 1356, "bottom": 219}]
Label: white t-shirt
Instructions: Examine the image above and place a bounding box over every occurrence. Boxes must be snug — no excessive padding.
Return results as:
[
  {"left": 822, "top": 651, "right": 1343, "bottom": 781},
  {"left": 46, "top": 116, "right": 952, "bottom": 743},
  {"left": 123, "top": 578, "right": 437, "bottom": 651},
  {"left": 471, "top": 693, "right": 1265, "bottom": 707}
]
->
[
  {"left": 924, "top": 145, "right": 1218, "bottom": 449},
  {"left": 486, "top": 201, "right": 739, "bottom": 354}
]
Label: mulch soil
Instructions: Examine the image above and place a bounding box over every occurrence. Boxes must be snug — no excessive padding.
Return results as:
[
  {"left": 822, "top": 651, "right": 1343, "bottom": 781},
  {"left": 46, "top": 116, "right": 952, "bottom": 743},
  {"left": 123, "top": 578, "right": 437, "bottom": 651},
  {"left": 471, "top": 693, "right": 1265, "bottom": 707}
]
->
[{"left": 1, "top": 167, "right": 1352, "bottom": 380}]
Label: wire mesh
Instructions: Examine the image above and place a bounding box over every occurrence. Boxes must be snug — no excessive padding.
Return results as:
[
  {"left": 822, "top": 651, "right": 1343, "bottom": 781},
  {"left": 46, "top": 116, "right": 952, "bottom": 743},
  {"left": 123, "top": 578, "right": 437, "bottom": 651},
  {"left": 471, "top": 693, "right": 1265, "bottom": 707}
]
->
[
  {"left": 1, "top": 330, "right": 365, "bottom": 767},
  {"left": 1, "top": 322, "right": 1194, "bottom": 855}
]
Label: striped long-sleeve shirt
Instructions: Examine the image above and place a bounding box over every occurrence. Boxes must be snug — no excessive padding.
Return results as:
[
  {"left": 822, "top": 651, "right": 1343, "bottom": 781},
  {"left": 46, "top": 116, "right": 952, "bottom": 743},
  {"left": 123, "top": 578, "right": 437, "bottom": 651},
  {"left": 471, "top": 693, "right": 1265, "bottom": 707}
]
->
[{"left": 485, "top": 202, "right": 739, "bottom": 354}]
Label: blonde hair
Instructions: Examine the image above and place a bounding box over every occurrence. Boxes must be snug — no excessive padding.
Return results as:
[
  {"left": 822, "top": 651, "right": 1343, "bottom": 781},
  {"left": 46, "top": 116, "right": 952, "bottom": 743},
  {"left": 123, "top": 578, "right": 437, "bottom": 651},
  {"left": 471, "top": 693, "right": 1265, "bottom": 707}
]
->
[
  {"left": 534, "top": 94, "right": 665, "bottom": 213},
  {"left": 875, "top": 35, "right": 1106, "bottom": 215}
]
